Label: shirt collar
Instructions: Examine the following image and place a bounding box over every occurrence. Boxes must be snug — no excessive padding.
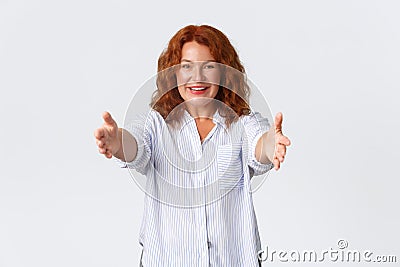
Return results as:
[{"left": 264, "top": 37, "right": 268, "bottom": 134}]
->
[{"left": 182, "top": 108, "right": 225, "bottom": 127}]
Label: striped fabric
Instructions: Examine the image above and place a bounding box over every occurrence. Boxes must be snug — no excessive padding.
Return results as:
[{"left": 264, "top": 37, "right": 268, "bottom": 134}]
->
[{"left": 116, "top": 108, "right": 273, "bottom": 266}]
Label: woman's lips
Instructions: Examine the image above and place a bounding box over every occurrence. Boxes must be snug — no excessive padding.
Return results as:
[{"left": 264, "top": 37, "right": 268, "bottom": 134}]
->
[{"left": 187, "top": 85, "right": 209, "bottom": 95}]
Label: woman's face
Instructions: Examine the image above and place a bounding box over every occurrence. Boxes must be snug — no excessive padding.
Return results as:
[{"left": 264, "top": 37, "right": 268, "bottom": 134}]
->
[{"left": 176, "top": 41, "right": 220, "bottom": 102}]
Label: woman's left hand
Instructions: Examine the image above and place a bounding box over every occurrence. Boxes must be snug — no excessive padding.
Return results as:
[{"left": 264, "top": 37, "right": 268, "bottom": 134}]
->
[{"left": 273, "top": 112, "right": 291, "bottom": 170}]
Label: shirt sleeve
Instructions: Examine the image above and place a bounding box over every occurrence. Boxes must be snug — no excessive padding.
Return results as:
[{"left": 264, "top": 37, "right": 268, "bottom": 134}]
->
[
  {"left": 113, "top": 111, "right": 154, "bottom": 175},
  {"left": 242, "top": 111, "right": 274, "bottom": 177}
]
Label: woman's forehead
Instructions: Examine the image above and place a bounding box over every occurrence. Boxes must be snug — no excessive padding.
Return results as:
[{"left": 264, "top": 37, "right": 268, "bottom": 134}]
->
[{"left": 181, "top": 41, "right": 215, "bottom": 61}]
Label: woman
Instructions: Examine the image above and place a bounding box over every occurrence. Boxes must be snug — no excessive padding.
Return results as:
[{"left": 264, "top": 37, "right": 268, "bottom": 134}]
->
[{"left": 94, "top": 25, "right": 290, "bottom": 266}]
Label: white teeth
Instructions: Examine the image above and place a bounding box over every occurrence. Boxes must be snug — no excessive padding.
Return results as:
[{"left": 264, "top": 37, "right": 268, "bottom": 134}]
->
[{"left": 190, "top": 87, "right": 206, "bottom": 91}]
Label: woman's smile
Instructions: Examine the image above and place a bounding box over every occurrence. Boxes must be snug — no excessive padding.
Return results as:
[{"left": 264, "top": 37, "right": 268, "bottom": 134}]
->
[{"left": 187, "top": 84, "right": 211, "bottom": 95}]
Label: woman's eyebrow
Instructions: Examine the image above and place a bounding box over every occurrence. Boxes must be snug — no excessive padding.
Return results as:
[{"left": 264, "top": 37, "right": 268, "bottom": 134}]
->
[{"left": 180, "top": 59, "right": 217, "bottom": 62}]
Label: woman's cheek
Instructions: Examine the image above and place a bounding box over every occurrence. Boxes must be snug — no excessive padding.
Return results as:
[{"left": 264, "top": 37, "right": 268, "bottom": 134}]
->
[{"left": 177, "top": 86, "right": 187, "bottom": 101}]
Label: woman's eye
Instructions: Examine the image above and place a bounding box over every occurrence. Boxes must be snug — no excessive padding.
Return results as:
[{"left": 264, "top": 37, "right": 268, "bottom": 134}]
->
[
  {"left": 204, "top": 64, "right": 215, "bottom": 69},
  {"left": 181, "top": 63, "right": 191, "bottom": 69}
]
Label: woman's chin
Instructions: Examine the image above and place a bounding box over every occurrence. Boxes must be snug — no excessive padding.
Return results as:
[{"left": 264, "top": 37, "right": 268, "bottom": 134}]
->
[{"left": 184, "top": 97, "right": 215, "bottom": 107}]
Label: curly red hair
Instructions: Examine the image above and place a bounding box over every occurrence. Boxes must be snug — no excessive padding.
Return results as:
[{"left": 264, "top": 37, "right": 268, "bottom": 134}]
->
[{"left": 151, "top": 25, "right": 251, "bottom": 126}]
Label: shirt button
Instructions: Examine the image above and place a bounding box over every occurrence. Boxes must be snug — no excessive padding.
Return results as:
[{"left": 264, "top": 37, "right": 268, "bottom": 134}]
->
[{"left": 207, "top": 241, "right": 211, "bottom": 248}]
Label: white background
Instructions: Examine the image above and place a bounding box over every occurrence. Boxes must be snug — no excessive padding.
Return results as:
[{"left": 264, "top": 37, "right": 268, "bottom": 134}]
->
[{"left": 1, "top": 0, "right": 399, "bottom": 266}]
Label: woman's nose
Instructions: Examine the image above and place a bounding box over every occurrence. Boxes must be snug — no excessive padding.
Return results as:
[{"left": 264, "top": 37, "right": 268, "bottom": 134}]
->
[{"left": 192, "top": 65, "right": 205, "bottom": 82}]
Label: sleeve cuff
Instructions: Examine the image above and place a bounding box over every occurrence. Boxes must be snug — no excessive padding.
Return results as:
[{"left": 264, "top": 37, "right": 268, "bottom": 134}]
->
[
  {"left": 113, "top": 124, "right": 146, "bottom": 169},
  {"left": 248, "top": 130, "right": 274, "bottom": 176}
]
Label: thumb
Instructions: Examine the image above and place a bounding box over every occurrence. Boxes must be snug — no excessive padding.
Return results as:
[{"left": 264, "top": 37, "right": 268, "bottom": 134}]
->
[
  {"left": 274, "top": 112, "right": 283, "bottom": 133},
  {"left": 102, "top": 111, "right": 117, "bottom": 127}
]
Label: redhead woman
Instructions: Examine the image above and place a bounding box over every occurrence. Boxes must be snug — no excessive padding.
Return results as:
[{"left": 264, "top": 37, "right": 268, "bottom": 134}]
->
[{"left": 94, "top": 25, "right": 290, "bottom": 266}]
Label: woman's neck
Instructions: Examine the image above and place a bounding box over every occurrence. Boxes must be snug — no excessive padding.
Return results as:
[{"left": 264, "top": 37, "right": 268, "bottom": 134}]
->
[{"left": 185, "top": 99, "right": 217, "bottom": 119}]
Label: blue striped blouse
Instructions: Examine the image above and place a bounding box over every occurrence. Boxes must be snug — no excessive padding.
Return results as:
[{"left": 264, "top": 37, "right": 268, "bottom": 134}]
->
[{"left": 116, "top": 108, "right": 273, "bottom": 266}]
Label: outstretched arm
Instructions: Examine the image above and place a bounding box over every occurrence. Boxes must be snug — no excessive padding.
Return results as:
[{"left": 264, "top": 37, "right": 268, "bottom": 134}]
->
[
  {"left": 255, "top": 112, "right": 291, "bottom": 170},
  {"left": 94, "top": 111, "right": 138, "bottom": 162}
]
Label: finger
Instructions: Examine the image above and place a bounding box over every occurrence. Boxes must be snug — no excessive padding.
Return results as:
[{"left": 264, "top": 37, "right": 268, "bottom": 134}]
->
[
  {"left": 274, "top": 149, "right": 284, "bottom": 162},
  {"left": 280, "top": 142, "right": 287, "bottom": 152},
  {"left": 97, "top": 130, "right": 110, "bottom": 145},
  {"left": 276, "top": 144, "right": 287, "bottom": 156},
  {"left": 274, "top": 112, "right": 283, "bottom": 133},
  {"left": 105, "top": 150, "right": 113, "bottom": 158},
  {"left": 278, "top": 135, "right": 291, "bottom": 146},
  {"left": 102, "top": 111, "right": 117, "bottom": 127},
  {"left": 273, "top": 158, "right": 280, "bottom": 170},
  {"left": 277, "top": 152, "right": 285, "bottom": 162},
  {"left": 279, "top": 148, "right": 286, "bottom": 158},
  {"left": 97, "top": 139, "right": 107, "bottom": 149},
  {"left": 99, "top": 147, "right": 107, "bottom": 154},
  {"left": 94, "top": 127, "right": 106, "bottom": 139}
]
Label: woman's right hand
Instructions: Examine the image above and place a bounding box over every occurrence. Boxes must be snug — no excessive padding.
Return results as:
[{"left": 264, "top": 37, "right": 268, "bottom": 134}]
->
[{"left": 94, "top": 111, "right": 121, "bottom": 159}]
